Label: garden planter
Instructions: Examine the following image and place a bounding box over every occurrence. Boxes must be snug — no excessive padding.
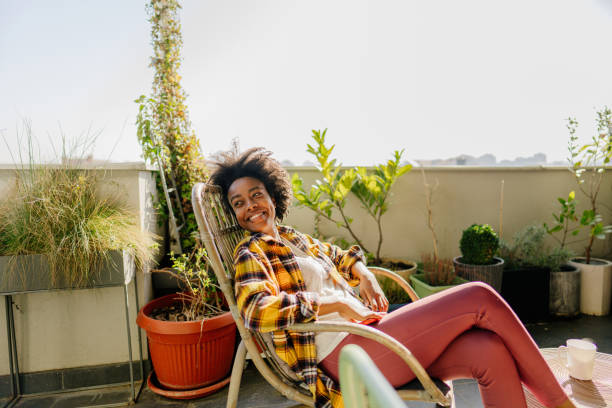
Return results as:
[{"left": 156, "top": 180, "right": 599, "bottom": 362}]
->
[
  {"left": 0, "top": 250, "right": 131, "bottom": 294},
  {"left": 569, "top": 257, "right": 612, "bottom": 316},
  {"left": 549, "top": 264, "right": 580, "bottom": 317},
  {"left": 136, "top": 293, "right": 236, "bottom": 390},
  {"left": 501, "top": 266, "right": 550, "bottom": 323},
  {"left": 409, "top": 273, "right": 469, "bottom": 298},
  {"left": 453, "top": 256, "right": 504, "bottom": 293}
]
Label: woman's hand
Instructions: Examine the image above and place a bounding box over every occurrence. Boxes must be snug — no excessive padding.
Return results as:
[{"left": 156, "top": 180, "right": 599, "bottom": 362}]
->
[
  {"left": 319, "top": 298, "right": 385, "bottom": 322},
  {"left": 352, "top": 262, "right": 389, "bottom": 312}
]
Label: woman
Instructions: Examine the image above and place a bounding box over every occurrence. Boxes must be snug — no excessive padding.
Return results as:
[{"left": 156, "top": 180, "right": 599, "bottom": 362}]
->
[{"left": 210, "top": 148, "right": 575, "bottom": 408}]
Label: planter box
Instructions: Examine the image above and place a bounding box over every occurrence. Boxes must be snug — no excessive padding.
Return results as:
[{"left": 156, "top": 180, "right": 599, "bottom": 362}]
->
[
  {"left": 409, "top": 273, "right": 469, "bottom": 298},
  {"left": 501, "top": 265, "right": 550, "bottom": 323},
  {"left": 0, "top": 250, "right": 133, "bottom": 294}
]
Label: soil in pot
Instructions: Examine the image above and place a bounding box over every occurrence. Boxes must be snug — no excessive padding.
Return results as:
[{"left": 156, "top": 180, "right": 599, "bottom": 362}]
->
[{"left": 371, "top": 259, "right": 417, "bottom": 305}]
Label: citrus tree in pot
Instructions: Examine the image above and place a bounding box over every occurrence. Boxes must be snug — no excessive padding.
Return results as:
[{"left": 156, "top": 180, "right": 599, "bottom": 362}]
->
[
  {"left": 566, "top": 107, "right": 612, "bottom": 316},
  {"left": 453, "top": 224, "right": 504, "bottom": 293},
  {"left": 292, "top": 129, "right": 415, "bottom": 277},
  {"left": 136, "top": 246, "right": 235, "bottom": 397},
  {"left": 544, "top": 191, "right": 581, "bottom": 317}
]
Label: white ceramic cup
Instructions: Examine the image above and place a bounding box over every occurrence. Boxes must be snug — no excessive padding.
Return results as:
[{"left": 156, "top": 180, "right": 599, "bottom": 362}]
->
[{"left": 558, "top": 339, "right": 597, "bottom": 380}]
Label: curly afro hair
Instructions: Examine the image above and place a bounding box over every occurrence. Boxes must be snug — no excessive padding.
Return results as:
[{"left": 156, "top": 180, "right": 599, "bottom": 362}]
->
[{"left": 209, "top": 147, "right": 293, "bottom": 221}]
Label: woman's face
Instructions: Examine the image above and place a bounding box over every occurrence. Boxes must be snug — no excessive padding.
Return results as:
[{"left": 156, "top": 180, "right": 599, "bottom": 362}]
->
[{"left": 227, "top": 176, "right": 277, "bottom": 236}]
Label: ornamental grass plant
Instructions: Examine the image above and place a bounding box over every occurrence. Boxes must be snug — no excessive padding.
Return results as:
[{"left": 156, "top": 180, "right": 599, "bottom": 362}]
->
[{"left": 0, "top": 129, "right": 157, "bottom": 287}]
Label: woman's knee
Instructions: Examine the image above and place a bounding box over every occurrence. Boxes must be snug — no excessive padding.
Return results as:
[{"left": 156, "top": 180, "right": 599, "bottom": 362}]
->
[{"left": 461, "top": 281, "right": 503, "bottom": 305}]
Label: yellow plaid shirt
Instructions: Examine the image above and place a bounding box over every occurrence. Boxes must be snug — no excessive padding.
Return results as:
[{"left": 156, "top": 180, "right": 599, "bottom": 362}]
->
[{"left": 233, "top": 225, "right": 366, "bottom": 408}]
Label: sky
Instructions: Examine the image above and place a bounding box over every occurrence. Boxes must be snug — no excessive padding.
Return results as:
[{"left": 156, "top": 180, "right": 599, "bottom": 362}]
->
[{"left": 1, "top": 0, "right": 612, "bottom": 166}]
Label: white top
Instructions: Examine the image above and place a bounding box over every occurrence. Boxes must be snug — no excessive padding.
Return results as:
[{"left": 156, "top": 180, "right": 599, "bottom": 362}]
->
[{"left": 283, "top": 239, "right": 370, "bottom": 362}]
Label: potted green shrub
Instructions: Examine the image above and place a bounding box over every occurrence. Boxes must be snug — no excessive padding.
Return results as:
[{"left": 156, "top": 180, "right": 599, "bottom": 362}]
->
[
  {"left": 453, "top": 224, "right": 504, "bottom": 292},
  {"left": 292, "top": 129, "right": 415, "bottom": 273},
  {"left": 136, "top": 247, "right": 235, "bottom": 396},
  {"left": 566, "top": 107, "right": 612, "bottom": 316}
]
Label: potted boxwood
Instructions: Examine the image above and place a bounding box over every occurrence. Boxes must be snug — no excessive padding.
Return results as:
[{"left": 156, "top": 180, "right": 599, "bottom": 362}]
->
[
  {"left": 566, "top": 108, "right": 612, "bottom": 316},
  {"left": 453, "top": 224, "right": 504, "bottom": 293},
  {"left": 136, "top": 246, "right": 235, "bottom": 397}
]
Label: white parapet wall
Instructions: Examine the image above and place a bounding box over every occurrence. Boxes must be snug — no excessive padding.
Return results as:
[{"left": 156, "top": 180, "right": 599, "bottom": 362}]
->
[
  {"left": 0, "top": 163, "right": 610, "bottom": 375},
  {"left": 0, "top": 163, "right": 161, "bottom": 375},
  {"left": 284, "top": 166, "right": 612, "bottom": 263}
]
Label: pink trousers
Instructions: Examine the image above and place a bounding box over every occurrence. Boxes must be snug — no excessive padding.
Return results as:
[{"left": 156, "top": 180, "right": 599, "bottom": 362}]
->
[{"left": 320, "top": 282, "right": 568, "bottom": 408}]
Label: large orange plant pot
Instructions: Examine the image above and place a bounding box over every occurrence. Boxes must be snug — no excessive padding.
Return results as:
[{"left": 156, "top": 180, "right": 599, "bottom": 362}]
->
[{"left": 137, "top": 293, "right": 236, "bottom": 390}]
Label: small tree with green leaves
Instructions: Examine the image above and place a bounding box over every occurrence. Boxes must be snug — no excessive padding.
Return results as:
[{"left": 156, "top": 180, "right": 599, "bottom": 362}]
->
[
  {"left": 544, "top": 191, "right": 580, "bottom": 250},
  {"left": 567, "top": 107, "right": 612, "bottom": 264},
  {"left": 292, "top": 129, "right": 411, "bottom": 263}
]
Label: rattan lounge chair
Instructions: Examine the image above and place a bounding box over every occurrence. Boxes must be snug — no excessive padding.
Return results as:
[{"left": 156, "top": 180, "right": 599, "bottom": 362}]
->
[{"left": 192, "top": 182, "right": 452, "bottom": 408}]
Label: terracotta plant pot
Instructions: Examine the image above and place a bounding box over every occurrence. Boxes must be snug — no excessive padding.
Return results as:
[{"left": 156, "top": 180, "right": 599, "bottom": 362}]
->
[{"left": 137, "top": 293, "right": 236, "bottom": 390}]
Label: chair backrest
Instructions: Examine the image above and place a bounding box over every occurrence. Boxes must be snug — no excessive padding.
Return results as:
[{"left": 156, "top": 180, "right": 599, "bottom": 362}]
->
[{"left": 191, "top": 183, "right": 310, "bottom": 393}]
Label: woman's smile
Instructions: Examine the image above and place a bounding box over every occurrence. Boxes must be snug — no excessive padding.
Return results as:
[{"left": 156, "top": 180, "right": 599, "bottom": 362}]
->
[{"left": 228, "top": 176, "right": 278, "bottom": 237}]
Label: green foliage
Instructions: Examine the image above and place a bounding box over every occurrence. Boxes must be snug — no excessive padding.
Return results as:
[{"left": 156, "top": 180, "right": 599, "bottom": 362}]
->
[
  {"left": 544, "top": 191, "right": 580, "bottom": 249},
  {"left": 567, "top": 107, "right": 612, "bottom": 263},
  {"left": 292, "top": 129, "right": 411, "bottom": 262},
  {"left": 135, "top": 0, "right": 207, "bottom": 253},
  {"left": 500, "top": 225, "right": 572, "bottom": 271},
  {"left": 459, "top": 224, "right": 500, "bottom": 265},
  {"left": 0, "top": 135, "right": 158, "bottom": 287},
  {"left": 154, "top": 246, "right": 227, "bottom": 319}
]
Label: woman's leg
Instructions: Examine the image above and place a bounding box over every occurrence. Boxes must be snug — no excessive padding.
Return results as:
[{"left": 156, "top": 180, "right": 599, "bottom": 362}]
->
[
  {"left": 427, "top": 329, "right": 526, "bottom": 408},
  {"left": 319, "top": 282, "right": 568, "bottom": 407}
]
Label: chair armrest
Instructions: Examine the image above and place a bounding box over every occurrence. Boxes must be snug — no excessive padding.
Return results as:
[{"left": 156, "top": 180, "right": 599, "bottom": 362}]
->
[
  {"left": 367, "top": 266, "right": 420, "bottom": 302},
  {"left": 289, "top": 321, "right": 448, "bottom": 405}
]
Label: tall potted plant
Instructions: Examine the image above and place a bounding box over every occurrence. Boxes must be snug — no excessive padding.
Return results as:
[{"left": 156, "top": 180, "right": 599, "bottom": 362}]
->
[
  {"left": 544, "top": 191, "right": 581, "bottom": 317},
  {"left": 410, "top": 169, "right": 467, "bottom": 297},
  {"left": 566, "top": 107, "right": 612, "bottom": 316},
  {"left": 292, "top": 129, "right": 414, "bottom": 272},
  {"left": 453, "top": 224, "right": 504, "bottom": 293}
]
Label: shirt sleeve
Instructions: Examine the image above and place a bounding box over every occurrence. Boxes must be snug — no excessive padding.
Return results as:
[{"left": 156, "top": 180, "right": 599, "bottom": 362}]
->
[
  {"left": 302, "top": 233, "right": 366, "bottom": 287},
  {"left": 233, "top": 242, "right": 320, "bottom": 332}
]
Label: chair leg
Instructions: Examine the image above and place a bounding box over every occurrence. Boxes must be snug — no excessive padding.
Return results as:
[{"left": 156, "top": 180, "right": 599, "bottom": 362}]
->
[{"left": 227, "top": 340, "right": 247, "bottom": 408}]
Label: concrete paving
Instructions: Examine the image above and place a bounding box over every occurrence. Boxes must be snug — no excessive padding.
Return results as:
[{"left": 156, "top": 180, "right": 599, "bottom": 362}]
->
[{"left": 4, "top": 314, "right": 611, "bottom": 408}]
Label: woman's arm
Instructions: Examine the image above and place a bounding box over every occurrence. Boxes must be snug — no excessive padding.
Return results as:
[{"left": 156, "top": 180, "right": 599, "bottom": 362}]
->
[
  {"left": 234, "top": 244, "right": 320, "bottom": 332},
  {"left": 351, "top": 261, "right": 389, "bottom": 312}
]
